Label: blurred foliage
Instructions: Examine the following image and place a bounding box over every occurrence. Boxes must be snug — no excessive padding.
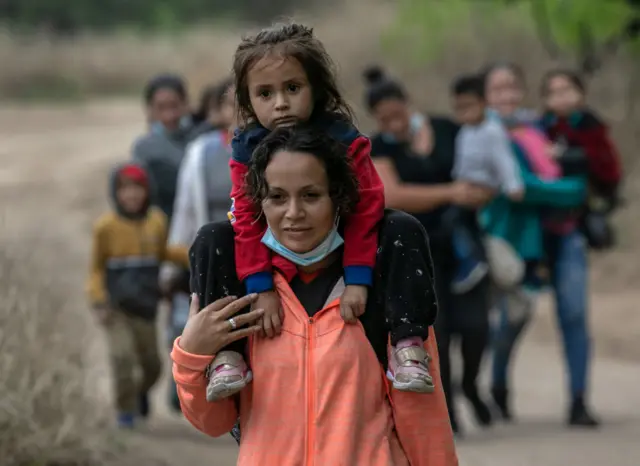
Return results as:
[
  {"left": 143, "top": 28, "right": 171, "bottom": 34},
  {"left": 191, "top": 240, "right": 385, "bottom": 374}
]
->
[
  {"left": 0, "top": 0, "right": 303, "bottom": 34},
  {"left": 387, "top": 0, "right": 640, "bottom": 73}
]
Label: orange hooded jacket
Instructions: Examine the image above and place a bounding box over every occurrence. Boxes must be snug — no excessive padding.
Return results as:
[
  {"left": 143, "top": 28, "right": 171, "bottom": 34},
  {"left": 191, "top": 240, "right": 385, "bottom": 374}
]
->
[{"left": 172, "top": 274, "right": 458, "bottom": 466}]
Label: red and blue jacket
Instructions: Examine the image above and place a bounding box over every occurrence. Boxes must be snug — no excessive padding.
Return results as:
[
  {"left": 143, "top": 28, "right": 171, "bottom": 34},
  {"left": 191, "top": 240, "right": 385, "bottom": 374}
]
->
[{"left": 228, "top": 114, "right": 385, "bottom": 294}]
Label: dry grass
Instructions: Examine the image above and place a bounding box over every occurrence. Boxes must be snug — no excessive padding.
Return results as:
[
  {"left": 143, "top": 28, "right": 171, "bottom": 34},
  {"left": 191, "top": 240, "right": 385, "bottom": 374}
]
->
[
  {"left": 0, "top": 1, "right": 639, "bottom": 464},
  {"left": 0, "top": 215, "right": 114, "bottom": 466}
]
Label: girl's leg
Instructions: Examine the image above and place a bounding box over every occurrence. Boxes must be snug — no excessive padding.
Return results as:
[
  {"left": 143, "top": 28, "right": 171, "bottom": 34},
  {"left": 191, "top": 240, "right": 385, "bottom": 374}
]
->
[
  {"left": 549, "top": 231, "right": 599, "bottom": 426},
  {"left": 375, "top": 209, "right": 436, "bottom": 345},
  {"left": 364, "top": 209, "right": 438, "bottom": 392},
  {"left": 189, "top": 221, "right": 246, "bottom": 439},
  {"left": 189, "top": 221, "right": 251, "bottom": 402},
  {"left": 190, "top": 221, "right": 247, "bottom": 353}
]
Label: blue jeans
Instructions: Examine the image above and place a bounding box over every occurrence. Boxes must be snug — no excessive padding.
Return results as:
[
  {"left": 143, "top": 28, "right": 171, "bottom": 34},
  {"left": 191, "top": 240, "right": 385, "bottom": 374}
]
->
[{"left": 492, "top": 230, "right": 591, "bottom": 396}]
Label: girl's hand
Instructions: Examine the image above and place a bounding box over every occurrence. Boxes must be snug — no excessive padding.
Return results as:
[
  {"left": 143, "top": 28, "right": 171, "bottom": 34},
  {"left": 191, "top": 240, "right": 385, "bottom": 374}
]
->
[
  {"left": 179, "top": 293, "right": 264, "bottom": 356},
  {"left": 254, "top": 290, "right": 283, "bottom": 338},
  {"left": 340, "top": 285, "right": 368, "bottom": 324}
]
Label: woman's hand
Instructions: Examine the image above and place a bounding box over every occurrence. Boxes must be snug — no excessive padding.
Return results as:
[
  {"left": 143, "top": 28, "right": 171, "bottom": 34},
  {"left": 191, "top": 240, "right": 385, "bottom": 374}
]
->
[
  {"left": 179, "top": 293, "right": 264, "bottom": 356},
  {"left": 450, "top": 181, "right": 496, "bottom": 208}
]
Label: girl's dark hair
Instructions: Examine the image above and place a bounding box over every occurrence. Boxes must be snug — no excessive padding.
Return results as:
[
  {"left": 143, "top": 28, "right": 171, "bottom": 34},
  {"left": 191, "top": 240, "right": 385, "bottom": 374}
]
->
[
  {"left": 246, "top": 125, "right": 359, "bottom": 215},
  {"left": 362, "top": 65, "right": 408, "bottom": 111},
  {"left": 481, "top": 62, "right": 526, "bottom": 90},
  {"left": 540, "top": 68, "right": 586, "bottom": 97},
  {"left": 143, "top": 73, "right": 188, "bottom": 105},
  {"left": 193, "top": 77, "right": 234, "bottom": 123},
  {"left": 232, "top": 22, "right": 354, "bottom": 126}
]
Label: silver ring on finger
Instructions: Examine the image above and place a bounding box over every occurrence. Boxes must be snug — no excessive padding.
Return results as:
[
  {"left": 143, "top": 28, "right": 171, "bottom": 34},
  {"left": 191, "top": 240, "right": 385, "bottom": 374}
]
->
[{"left": 227, "top": 317, "right": 237, "bottom": 331}]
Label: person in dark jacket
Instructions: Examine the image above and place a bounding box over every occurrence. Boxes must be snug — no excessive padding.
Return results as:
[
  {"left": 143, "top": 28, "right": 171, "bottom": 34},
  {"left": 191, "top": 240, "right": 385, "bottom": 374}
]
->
[
  {"left": 86, "top": 163, "right": 189, "bottom": 428},
  {"left": 132, "top": 74, "right": 194, "bottom": 221},
  {"left": 540, "top": 68, "right": 623, "bottom": 249}
]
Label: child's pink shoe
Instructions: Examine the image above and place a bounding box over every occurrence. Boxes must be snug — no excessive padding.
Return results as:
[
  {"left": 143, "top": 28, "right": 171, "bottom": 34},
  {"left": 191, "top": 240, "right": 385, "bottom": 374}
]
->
[
  {"left": 205, "top": 351, "right": 252, "bottom": 402},
  {"left": 386, "top": 337, "right": 434, "bottom": 393}
]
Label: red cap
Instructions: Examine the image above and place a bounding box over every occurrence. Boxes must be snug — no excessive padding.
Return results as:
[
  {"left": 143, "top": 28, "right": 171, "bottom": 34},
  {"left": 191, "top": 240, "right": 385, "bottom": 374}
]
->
[{"left": 118, "top": 164, "right": 148, "bottom": 186}]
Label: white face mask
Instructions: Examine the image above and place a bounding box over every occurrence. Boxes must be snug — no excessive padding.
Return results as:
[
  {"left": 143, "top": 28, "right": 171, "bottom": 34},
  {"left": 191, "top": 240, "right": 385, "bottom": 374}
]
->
[{"left": 260, "top": 215, "right": 344, "bottom": 267}]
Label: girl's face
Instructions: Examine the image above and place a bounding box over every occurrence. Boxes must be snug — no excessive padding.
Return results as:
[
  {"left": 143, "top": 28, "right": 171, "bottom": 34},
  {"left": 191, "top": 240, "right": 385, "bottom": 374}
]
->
[
  {"left": 485, "top": 68, "right": 525, "bottom": 118},
  {"left": 147, "top": 87, "right": 188, "bottom": 131},
  {"left": 544, "top": 75, "right": 583, "bottom": 117},
  {"left": 262, "top": 150, "right": 335, "bottom": 254},
  {"left": 247, "top": 55, "right": 313, "bottom": 130},
  {"left": 372, "top": 98, "right": 412, "bottom": 142}
]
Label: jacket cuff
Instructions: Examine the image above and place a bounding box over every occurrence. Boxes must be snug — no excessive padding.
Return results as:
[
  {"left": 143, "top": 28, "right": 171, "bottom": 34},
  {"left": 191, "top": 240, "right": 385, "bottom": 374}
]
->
[
  {"left": 171, "top": 338, "right": 215, "bottom": 371},
  {"left": 344, "top": 265, "right": 373, "bottom": 287},
  {"left": 244, "top": 272, "right": 274, "bottom": 294}
]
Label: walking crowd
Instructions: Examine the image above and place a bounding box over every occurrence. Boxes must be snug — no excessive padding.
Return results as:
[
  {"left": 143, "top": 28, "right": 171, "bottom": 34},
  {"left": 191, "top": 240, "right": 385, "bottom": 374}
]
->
[{"left": 86, "top": 20, "right": 623, "bottom": 465}]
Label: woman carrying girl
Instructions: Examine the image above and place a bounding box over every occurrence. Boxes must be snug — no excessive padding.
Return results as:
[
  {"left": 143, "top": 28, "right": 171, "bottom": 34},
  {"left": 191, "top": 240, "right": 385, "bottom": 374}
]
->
[{"left": 206, "top": 23, "right": 437, "bottom": 402}]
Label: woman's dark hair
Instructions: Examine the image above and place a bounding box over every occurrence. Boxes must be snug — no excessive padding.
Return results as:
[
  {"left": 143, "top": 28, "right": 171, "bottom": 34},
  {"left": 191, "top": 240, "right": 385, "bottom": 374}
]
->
[
  {"left": 540, "top": 68, "right": 586, "bottom": 97},
  {"left": 362, "top": 65, "right": 408, "bottom": 111},
  {"left": 193, "top": 77, "right": 234, "bottom": 123},
  {"left": 143, "top": 73, "right": 188, "bottom": 105},
  {"left": 233, "top": 22, "right": 354, "bottom": 126},
  {"left": 246, "top": 125, "right": 359, "bottom": 215},
  {"left": 481, "top": 62, "right": 526, "bottom": 90}
]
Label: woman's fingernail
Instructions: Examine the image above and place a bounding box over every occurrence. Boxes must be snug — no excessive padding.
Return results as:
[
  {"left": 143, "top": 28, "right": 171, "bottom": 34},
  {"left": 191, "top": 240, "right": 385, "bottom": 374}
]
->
[
  {"left": 257, "top": 308, "right": 265, "bottom": 314},
  {"left": 249, "top": 293, "right": 258, "bottom": 299}
]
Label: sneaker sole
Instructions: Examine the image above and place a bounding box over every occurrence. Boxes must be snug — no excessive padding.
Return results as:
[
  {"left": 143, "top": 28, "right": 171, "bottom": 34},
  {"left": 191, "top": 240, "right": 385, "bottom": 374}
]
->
[
  {"left": 206, "top": 371, "right": 253, "bottom": 402},
  {"left": 386, "top": 370, "right": 435, "bottom": 393}
]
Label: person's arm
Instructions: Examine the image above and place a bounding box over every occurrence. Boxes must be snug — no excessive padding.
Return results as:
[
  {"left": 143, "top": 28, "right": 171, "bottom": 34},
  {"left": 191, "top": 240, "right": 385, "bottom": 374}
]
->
[
  {"left": 171, "top": 339, "right": 239, "bottom": 437},
  {"left": 154, "top": 209, "right": 190, "bottom": 268},
  {"left": 341, "top": 136, "right": 384, "bottom": 286},
  {"left": 392, "top": 327, "right": 459, "bottom": 465},
  {"left": 229, "top": 128, "right": 273, "bottom": 294},
  {"left": 86, "top": 219, "right": 108, "bottom": 308},
  {"left": 579, "top": 114, "right": 622, "bottom": 193},
  {"left": 507, "top": 142, "right": 586, "bottom": 208},
  {"left": 373, "top": 157, "right": 455, "bottom": 213},
  {"left": 168, "top": 141, "right": 200, "bottom": 248}
]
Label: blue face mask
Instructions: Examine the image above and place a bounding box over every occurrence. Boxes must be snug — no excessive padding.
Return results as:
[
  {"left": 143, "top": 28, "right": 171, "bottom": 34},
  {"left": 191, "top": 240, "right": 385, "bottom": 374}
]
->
[
  {"left": 151, "top": 115, "right": 192, "bottom": 137},
  {"left": 381, "top": 112, "right": 424, "bottom": 144},
  {"left": 261, "top": 220, "right": 344, "bottom": 267}
]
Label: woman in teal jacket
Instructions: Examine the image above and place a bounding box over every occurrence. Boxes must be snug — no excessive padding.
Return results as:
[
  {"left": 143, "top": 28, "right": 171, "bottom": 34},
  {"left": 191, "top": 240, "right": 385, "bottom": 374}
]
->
[{"left": 483, "top": 63, "right": 599, "bottom": 427}]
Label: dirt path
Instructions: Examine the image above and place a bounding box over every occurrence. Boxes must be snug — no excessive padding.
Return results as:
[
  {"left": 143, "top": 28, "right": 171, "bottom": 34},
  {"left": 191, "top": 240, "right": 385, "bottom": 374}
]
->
[{"left": 2, "top": 100, "right": 638, "bottom": 465}]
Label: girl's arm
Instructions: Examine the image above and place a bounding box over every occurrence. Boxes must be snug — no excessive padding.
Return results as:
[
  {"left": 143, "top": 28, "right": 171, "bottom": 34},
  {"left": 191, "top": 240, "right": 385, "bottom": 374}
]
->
[
  {"left": 373, "top": 158, "right": 455, "bottom": 212},
  {"left": 171, "top": 340, "right": 239, "bottom": 437},
  {"left": 392, "top": 327, "right": 459, "bottom": 466},
  {"left": 229, "top": 128, "right": 274, "bottom": 294},
  {"left": 341, "top": 136, "right": 384, "bottom": 285}
]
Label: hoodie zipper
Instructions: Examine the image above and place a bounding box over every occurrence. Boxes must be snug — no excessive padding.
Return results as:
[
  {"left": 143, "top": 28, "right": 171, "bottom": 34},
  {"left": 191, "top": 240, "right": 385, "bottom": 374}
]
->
[{"left": 306, "top": 316, "right": 316, "bottom": 466}]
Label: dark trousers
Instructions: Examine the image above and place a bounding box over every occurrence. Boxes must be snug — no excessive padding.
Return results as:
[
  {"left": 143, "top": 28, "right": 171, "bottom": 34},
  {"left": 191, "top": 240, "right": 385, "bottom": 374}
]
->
[
  {"left": 188, "top": 209, "right": 438, "bottom": 369},
  {"left": 432, "top": 238, "right": 491, "bottom": 425}
]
